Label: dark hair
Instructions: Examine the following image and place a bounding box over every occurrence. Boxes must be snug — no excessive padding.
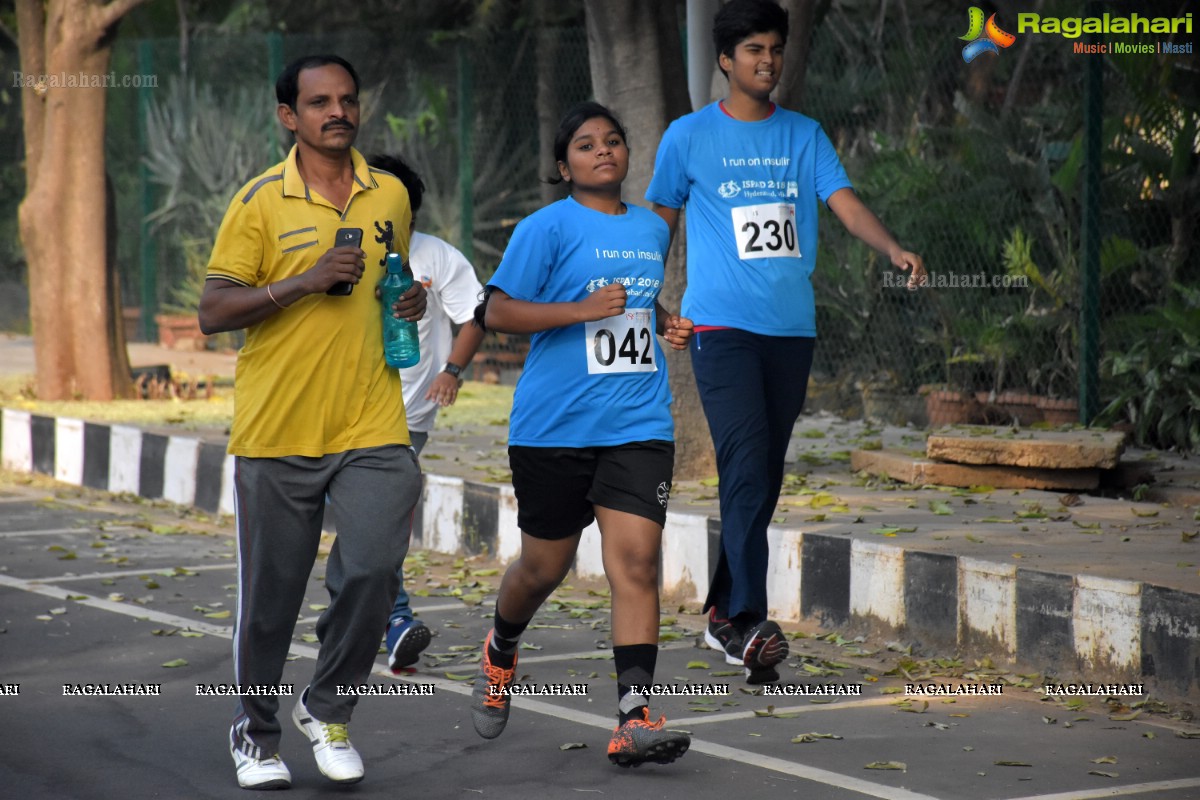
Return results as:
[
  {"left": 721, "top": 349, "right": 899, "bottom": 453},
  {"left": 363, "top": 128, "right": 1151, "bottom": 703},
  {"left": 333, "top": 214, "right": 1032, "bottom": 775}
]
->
[
  {"left": 547, "top": 101, "right": 628, "bottom": 185},
  {"left": 367, "top": 153, "right": 425, "bottom": 214},
  {"left": 712, "top": 0, "right": 788, "bottom": 75},
  {"left": 275, "top": 54, "right": 360, "bottom": 109}
]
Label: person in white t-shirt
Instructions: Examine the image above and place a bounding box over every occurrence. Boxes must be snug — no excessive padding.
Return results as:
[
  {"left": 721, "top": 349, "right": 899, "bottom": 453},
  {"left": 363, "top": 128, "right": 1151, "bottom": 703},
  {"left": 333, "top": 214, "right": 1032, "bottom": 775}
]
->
[{"left": 367, "top": 154, "right": 486, "bottom": 671}]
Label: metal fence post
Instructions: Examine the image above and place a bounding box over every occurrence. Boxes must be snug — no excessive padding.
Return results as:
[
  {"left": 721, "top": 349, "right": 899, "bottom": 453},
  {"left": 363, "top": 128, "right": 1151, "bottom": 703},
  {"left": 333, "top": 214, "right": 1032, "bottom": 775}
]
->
[
  {"left": 137, "top": 40, "right": 157, "bottom": 343},
  {"left": 457, "top": 40, "right": 475, "bottom": 263},
  {"left": 267, "top": 32, "right": 284, "bottom": 160},
  {"left": 1079, "top": 2, "right": 1103, "bottom": 425}
]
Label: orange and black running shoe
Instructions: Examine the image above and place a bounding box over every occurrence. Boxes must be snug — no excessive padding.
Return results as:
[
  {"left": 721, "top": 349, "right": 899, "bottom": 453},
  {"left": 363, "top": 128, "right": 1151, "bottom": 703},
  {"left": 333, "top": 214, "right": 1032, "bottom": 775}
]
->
[
  {"left": 470, "top": 630, "right": 517, "bottom": 739},
  {"left": 607, "top": 709, "right": 690, "bottom": 767}
]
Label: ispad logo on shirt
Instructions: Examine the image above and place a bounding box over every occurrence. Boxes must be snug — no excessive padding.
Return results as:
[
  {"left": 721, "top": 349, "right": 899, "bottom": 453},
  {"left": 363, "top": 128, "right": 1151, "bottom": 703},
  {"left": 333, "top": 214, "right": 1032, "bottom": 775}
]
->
[{"left": 959, "top": 7, "right": 1016, "bottom": 63}]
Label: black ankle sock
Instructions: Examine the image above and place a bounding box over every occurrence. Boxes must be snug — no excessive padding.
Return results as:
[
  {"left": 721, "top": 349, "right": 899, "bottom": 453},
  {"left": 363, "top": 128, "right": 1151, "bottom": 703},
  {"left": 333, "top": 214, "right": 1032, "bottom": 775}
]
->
[
  {"left": 614, "top": 643, "right": 657, "bottom": 725},
  {"left": 488, "top": 610, "right": 530, "bottom": 668}
]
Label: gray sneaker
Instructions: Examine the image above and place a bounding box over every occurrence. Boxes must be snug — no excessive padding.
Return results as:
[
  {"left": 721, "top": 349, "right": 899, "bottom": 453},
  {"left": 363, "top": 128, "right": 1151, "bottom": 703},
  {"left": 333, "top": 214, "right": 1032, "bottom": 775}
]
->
[{"left": 470, "top": 630, "right": 517, "bottom": 739}]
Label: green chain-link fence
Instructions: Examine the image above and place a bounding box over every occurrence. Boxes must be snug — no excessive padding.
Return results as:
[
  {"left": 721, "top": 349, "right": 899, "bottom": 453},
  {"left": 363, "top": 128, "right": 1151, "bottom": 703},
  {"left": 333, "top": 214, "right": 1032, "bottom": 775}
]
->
[
  {"left": 70, "top": 12, "right": 1200, "bottom": 450},
  {"left": 797, "top": 9, "right": 1196, "bottom": 448}
]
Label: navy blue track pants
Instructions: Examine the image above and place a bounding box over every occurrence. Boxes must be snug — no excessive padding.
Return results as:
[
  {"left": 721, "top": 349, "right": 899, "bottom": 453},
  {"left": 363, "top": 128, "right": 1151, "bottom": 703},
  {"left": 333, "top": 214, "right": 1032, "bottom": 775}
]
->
[{"left": 690, "top": 329, "right": 814, "bottom": 623}]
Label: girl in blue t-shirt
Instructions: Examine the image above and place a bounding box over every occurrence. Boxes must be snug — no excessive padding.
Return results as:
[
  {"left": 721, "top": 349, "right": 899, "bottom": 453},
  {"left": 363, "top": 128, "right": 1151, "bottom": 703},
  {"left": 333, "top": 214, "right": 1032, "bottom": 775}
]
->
[{"left": 467, "top": 102, "right": 693, "bottom": 768}]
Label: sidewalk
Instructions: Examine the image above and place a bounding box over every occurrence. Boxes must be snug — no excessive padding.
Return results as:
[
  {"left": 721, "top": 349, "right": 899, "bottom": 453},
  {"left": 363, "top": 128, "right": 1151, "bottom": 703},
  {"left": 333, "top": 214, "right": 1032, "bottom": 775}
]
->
[{"left": 2, "top": 338, "right": 1198, "bottom": 698}]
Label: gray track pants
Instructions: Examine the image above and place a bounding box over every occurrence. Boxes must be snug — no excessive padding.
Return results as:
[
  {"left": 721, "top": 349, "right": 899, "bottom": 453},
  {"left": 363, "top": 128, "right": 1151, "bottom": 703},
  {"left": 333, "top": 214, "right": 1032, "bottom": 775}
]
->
[{"left": 228, "top": 444, "right": 421, "bottom": 758}]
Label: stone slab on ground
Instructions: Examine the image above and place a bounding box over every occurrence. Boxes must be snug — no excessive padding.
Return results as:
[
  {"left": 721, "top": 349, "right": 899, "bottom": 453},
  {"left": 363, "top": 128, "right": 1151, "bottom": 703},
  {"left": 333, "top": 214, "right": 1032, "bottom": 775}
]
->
[
  {"left": 926, "top": 427, "right": 1126, "bottom": 470},
  {"left": 851, "top": 447, "right": 1101, "bottom": 490}
]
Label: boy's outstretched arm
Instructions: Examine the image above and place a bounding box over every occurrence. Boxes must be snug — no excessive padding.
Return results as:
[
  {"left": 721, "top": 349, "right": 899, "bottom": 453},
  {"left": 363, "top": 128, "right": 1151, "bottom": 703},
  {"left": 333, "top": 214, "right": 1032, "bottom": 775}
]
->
[{"left": 827, "top": 188, "right": 927, "bottom": 289}]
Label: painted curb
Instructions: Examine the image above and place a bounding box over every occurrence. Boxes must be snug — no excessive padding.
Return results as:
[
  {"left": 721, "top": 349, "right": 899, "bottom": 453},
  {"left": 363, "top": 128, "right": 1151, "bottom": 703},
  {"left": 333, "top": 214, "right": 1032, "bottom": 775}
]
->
[{"left": 2, "top": 408, "right": 1196, "bottom": 694}]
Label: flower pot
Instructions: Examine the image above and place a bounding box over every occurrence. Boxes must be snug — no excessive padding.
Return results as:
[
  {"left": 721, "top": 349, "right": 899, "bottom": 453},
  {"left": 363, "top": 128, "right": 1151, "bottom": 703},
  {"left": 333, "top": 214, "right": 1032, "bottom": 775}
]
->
[
  {"left": 924, "top": 389, "right": 982, "bottom": 427},
  {"left": 997, "top": 391, "right": 1042, "bottom": 426},
  {"left": 1037, "top": 397, "right": 1079, "bottom": 426},
  {"left": 155, "top": 314, "right": 209, "bottom": 351}
]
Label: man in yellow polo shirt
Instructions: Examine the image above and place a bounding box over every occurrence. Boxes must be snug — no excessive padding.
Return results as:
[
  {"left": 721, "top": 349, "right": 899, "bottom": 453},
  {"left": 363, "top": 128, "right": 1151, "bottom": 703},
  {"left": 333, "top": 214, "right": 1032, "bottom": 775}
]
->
[{"left": 199, "top": 54, "right": 426, "bottom": 791}]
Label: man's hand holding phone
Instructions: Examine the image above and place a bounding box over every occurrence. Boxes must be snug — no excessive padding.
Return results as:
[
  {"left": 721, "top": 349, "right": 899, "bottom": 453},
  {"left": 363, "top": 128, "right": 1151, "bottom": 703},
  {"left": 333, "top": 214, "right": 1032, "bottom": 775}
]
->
[{"left": 323, "top": 228, "right": 364, "bottom": 296}]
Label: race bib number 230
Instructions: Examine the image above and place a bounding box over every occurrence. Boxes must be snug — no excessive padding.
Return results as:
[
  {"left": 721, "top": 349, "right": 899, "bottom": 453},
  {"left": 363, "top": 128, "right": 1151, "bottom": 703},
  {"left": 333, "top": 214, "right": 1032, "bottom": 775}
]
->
[
  {"left": 731, "top": 203, "right": 800, "bottom": 260},
  {"left": 584, "top": 309, "right": 656, "bottom": 375}
]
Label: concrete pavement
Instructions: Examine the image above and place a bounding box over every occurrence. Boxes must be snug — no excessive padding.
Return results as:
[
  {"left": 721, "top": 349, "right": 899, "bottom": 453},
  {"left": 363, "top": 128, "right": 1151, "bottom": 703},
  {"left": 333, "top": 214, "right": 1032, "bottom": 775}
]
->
[
  {"left": 1, "top": 477, "right": 1198, "bottom": 800},
  {"left": 2, "top": 336, "right": 1199, "bottom": 692}
]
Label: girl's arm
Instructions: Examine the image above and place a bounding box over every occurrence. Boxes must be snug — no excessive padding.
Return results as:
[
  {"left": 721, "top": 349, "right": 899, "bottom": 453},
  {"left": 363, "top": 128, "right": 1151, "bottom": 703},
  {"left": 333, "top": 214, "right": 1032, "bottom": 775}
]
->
[{"left": 484, "top": 284, "right": 628, "bottom": 335}]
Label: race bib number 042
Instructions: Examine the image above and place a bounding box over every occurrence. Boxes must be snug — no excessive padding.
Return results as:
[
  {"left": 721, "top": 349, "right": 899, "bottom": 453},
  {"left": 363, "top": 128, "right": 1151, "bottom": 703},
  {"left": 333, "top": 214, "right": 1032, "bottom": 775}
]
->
[
  {"left": 584, "top": 309, "right": 656, "bottom": 375},
  {"left": 731, "top": 202, "right": 800, "bottom": 260}
]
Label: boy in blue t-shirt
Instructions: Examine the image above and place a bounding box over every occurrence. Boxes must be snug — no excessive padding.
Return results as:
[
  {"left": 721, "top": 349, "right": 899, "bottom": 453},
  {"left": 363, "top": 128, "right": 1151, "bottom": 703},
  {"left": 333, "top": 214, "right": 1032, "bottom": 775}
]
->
[{"left": 646, "top": 0, "right": 926, "bottom": 684}]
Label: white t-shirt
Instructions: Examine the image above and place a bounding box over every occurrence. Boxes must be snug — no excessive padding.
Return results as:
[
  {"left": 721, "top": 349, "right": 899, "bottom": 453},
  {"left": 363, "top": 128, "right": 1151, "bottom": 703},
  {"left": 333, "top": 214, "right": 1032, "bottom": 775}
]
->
[{"left": 400, "top": 232, "right": 484, "bottom": 432}]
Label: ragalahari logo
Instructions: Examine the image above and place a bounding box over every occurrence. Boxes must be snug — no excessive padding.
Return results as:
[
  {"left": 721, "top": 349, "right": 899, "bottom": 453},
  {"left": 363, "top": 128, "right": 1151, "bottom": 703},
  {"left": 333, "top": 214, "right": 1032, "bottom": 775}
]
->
[{"left": 960, "top": 7, "right": 1016, "bottom": 62}]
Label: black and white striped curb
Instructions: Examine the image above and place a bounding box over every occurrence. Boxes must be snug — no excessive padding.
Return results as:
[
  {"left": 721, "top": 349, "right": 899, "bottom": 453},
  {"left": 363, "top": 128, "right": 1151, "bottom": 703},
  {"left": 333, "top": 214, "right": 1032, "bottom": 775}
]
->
[{"left": 3, "top": 408, "right": 1196, "bottom": 695}]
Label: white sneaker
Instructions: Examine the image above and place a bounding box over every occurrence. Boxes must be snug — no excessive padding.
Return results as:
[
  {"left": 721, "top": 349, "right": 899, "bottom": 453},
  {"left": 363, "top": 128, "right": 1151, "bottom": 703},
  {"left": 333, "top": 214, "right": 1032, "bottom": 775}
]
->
[
  {"left": 292, "top": 688, "right": 364, "bottom": 784},
  {"left": 230, "top": 743, "right": 291, "bottom": 790}
]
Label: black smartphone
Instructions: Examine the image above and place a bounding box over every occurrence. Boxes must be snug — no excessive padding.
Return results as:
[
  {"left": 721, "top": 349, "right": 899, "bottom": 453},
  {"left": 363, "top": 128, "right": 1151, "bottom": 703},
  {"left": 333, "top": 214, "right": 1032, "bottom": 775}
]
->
[{"left": 327, "top": 227, "right": 363, "bottom": 296}]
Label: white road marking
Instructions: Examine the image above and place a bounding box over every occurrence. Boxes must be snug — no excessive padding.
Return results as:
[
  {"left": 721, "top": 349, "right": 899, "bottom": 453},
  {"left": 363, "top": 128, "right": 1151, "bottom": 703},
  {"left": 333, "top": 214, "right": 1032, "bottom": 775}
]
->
[
  {"left": 368, "top": 667, "right": 940, "bottom": 800},
  {"left": 296, "top": 601, "right": 471, "bottom": 624},
  {"left": 0, "top": 526, "right": 136, "bottom": 538},
  {"left": 681, "top": 695, "right": 903, "bottom": 724},
  {"left": 1002, "top": 779, "right": 1200, "bottom": 800},
  {"left": 0, "top": 570, "right": 941, "bottom": 799},
  {"left": 30, "top": 564, "right": 236, "bottom": 583}
]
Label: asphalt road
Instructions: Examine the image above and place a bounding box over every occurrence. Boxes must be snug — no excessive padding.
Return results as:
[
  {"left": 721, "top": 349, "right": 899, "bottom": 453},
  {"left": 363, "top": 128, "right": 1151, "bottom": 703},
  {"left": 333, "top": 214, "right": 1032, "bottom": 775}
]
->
[{"left": 1, "top": 477, "right": 1198, "bottom": 800}]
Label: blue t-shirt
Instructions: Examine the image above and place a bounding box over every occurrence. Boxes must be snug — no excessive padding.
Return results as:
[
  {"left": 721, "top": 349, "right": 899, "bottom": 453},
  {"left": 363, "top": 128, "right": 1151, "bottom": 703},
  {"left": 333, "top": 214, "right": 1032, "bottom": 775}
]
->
[
  {"left": 489, "top": 197, "right": 674, "bottom": 447},
  {"left": 646, "top": 102, "right": 853, "bottom": 336}
]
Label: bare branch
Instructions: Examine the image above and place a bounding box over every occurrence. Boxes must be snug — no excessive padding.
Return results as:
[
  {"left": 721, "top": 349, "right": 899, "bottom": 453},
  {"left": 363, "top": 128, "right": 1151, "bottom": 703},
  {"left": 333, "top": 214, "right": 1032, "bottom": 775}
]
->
[
  {"left": 0, "top": 17, "right": 18, "bottom": 47},
  {"left": 95, "top": 0, "right": 151, "bottom": 32}
]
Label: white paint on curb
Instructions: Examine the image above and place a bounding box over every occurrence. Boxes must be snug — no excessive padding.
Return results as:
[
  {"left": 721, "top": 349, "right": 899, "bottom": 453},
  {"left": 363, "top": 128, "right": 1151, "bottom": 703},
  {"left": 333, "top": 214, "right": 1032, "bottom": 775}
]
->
[
  {"left": 575, "top": 519, "right": 604, "bottom": 579},
  {"left": 1, "top": 408, "right": 32, "bottom": 472},
  {"left": 767, "top": 524, "right": 803, "bottom": 621},
  {"left": 1074, "top": 574, "right": 1142, "bottom": 673},
  {"left": 162, "top": 436, "right": 200, "bottom": 506},
  {"left": 422, "top": 474, "right": 464, "bottom": 554},
  {"left": 495, "top": 484, "right": 521, "bottom": 562},
  {"left": 960, "top": 557, "right": 1018, "bottom": 656},
  {"left": 850, "top": 539, "right": 905, "bottom": 627},
  {"left": 53, "top": 417, "right": 85, "bottom": 486},
  {"left": 219, "top": 453, "right": 236, "bottom": 515},
  {"left": 662, "top": 511, "right": 707, "bottom": 603},
  {"left": 107, "top": 425, "right": 142, "bottom": 495}
]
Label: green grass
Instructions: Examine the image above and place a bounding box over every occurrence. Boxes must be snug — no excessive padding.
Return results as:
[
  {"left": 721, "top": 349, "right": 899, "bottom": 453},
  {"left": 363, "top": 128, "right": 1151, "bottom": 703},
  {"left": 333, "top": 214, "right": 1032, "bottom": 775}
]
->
[{"left": 0, "top": 374, "right": 513, "bottom": 434}]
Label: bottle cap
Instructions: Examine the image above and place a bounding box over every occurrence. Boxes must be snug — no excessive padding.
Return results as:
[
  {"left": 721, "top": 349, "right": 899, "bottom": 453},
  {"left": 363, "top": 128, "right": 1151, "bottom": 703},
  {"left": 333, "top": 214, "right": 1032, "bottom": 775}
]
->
[{"left": 386, "top": 252, "right": 404, "bottom": 274}]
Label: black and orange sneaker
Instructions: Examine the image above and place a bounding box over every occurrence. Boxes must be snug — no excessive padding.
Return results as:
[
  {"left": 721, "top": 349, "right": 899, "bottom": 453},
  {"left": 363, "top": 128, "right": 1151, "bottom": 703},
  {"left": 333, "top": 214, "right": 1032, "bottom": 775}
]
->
[
  {"left": 742, "top": 619, "right": 788, "bottom": 684},
  {"left": 703, "top": 608, "right": 743, "bottom": 666},
  {"left": 470, "top": 630, "right": 517, "bottom": 739},
  {"left": 607, "top": 709, "right": 691, "bottom": 767}
]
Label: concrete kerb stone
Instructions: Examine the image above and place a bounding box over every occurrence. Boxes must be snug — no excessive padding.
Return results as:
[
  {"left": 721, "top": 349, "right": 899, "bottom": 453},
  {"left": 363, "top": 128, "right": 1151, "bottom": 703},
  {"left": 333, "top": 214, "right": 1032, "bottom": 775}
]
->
[{"left": 1, "top": 407, "right": 1198, "bottom": 695}]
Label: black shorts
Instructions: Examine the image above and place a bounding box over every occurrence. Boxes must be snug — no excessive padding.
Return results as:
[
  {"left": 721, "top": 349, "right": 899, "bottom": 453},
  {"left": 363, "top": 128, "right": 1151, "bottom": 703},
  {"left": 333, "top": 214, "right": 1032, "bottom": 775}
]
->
[{"left": 508, "top": 440, "right": 675, "bottom": 539}]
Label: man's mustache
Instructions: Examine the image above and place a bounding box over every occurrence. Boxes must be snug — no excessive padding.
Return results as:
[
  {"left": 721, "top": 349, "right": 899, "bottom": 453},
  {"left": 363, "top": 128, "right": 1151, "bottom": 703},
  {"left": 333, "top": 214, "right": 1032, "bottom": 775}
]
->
[{"left": 323, "top": 120, "right": 355, "bottom": 131}]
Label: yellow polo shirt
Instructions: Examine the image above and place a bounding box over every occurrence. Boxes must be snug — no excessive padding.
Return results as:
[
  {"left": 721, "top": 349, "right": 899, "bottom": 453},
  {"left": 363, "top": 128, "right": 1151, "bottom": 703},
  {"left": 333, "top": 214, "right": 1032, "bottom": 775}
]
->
[{"left": 207, "top": 145, "right": 413, "bottom": 457}]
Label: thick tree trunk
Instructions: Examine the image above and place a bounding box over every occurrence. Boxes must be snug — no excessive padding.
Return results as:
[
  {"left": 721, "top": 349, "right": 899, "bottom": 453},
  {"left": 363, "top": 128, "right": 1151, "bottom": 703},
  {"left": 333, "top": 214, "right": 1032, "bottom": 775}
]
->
[
  {"left": 534, "top": 2, "right": 569, "bottom": 208},
  {"left": 584, "top": 0, "right": 716, "bottom": 480},
  {"left": 775, "top": 0, "right": 825, "bottom": 112},
  {"left": 16, "top": 0, "right": 146, "bottom": 401}
]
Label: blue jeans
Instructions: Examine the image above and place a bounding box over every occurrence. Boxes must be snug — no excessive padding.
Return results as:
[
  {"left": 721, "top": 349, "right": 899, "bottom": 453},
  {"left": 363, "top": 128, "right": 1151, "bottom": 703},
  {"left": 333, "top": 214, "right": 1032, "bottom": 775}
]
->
[{"left": 690, "top": 329, "right": 814, "bottom": 624}]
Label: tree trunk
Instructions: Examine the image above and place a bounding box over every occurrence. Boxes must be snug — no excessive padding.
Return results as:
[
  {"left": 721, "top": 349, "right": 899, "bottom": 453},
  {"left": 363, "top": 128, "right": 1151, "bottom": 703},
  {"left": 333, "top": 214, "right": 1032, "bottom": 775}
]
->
[
  {"left": 775, "top": 0, "right": 826, "bottom": 112},
  {"left": 584, "top": 0, "right": 716, "bottom": 480},
  {"left": 16, "top": 0, "right": 147, "bottom": 401},
  {"left": 534, "top": 0, "right": 569, "bottom": 208}
]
